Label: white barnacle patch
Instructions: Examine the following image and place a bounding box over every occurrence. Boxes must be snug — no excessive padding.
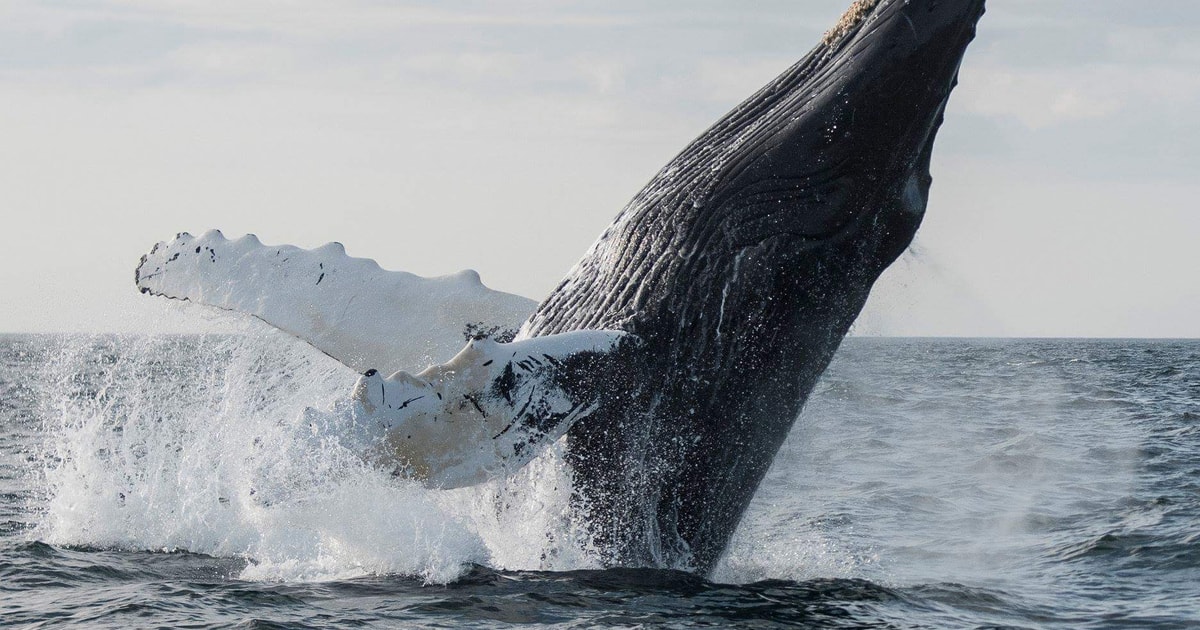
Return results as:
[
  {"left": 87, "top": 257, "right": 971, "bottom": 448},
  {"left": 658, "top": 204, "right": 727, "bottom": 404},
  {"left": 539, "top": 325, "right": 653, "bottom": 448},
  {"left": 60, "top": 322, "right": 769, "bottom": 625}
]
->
[
  {"left": 823, "top": 0, "right": 884, "bottom": 46},
  {"left": 342, "top": 330, "right": 631, "bottom": 489}
]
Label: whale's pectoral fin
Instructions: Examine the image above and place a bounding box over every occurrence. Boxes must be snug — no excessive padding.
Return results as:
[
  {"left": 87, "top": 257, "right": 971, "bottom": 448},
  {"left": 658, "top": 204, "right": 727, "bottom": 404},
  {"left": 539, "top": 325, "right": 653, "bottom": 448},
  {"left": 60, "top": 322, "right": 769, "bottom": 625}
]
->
[
  {"left": 344, "top": 330, "right": 636, "bottom": 489},
  {"left": 135, "top": 230, "right": 537, "bottom": 375}
]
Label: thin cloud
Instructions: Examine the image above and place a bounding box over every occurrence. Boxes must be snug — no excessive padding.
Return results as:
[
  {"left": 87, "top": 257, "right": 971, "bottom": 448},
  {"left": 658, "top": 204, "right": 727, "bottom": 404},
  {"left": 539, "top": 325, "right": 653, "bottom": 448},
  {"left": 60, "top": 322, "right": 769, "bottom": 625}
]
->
[{"left": 958, "top": 64, "right": 1200, "bottom": 129}]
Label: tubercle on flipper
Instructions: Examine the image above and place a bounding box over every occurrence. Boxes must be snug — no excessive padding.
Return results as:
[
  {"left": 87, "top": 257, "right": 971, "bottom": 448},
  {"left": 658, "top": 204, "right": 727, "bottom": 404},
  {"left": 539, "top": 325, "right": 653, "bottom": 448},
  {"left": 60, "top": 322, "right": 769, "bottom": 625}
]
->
[
  {"left": 135, "top": 230, "right": 460, "bottom": 295},
  {"left": 133, "top": 228, "right": 538, "bottom": 376}
]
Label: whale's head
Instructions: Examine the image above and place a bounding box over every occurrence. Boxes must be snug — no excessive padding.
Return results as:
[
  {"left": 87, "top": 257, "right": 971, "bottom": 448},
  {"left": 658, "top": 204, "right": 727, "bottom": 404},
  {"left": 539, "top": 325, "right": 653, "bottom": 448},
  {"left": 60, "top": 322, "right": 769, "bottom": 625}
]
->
[
  {"left": 705, "top": 0, "right": 986, "bottom": 274},
  {"left": 529, "top": 0, "right": 986, "bottom": 344}
]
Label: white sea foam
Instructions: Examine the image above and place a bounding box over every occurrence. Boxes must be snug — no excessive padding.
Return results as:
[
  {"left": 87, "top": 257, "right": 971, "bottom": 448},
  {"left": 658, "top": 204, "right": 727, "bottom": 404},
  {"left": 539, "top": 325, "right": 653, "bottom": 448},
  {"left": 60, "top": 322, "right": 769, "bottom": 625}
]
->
[
  {"left": 30, "top": 313, "right": 589, "bottom": 583},
  {"left": 28, "top": 305, "right": 866, "bottom": 585},
  {"left": 713, "top": 523, "right": 873, "bottom": 584}
]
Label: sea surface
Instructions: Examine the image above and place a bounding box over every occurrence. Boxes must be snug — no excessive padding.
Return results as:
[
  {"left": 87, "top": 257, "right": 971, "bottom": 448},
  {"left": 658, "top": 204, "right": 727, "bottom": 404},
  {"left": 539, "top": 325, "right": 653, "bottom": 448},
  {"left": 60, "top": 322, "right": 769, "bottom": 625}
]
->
[{"left": 0, "top": 333, "right": 1196, "bottom": 628}]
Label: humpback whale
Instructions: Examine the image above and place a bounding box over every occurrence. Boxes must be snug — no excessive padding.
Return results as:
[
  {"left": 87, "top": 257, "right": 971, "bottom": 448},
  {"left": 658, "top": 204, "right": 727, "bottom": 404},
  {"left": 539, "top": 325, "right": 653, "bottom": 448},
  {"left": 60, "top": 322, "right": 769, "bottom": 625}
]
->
[{"left": 136, "top": 0, "right": 985, "bottom": 574}]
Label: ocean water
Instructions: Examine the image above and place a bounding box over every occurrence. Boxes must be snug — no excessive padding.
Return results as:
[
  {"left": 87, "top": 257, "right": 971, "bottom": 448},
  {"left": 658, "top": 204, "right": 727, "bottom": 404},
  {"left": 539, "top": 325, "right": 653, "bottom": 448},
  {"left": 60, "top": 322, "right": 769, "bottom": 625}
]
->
[{"left": 0, "top": 331, "right": 1196, "bottom": 628}]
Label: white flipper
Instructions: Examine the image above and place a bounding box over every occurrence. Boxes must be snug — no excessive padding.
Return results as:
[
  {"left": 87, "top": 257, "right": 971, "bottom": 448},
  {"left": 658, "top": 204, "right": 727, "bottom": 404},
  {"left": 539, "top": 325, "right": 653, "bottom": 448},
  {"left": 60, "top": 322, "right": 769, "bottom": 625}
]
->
[
  {"left": 136, "top": 230, "right": 634, "bottom": 488},
  {"left": 135, "top": 230, "right": 536, "bottom": 374},
  {"left": 341, "top": 330, "right": 632, "bottom": 488}
]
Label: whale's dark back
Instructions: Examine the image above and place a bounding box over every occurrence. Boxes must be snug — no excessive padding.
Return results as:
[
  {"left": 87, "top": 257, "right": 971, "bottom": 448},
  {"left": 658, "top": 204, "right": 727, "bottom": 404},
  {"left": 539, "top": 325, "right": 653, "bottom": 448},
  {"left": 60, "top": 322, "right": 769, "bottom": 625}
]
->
[{"left": 524, "top": 0, "right": 986, "bottom": 573}]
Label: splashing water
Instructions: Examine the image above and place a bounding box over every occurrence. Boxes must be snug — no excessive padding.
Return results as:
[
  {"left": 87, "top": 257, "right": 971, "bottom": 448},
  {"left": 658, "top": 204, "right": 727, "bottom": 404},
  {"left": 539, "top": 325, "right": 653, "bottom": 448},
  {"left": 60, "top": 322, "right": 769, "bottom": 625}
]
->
[
  {"left": 29, "top": 316, "right": 604, "bottom": 584},
  {"left": 7, "top": 332, "right": 1199, "bottom": 627}
]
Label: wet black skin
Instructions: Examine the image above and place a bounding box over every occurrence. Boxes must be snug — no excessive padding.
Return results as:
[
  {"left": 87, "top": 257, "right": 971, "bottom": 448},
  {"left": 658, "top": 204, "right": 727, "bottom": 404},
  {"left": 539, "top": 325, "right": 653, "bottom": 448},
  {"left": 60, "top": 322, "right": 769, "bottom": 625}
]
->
[{"left": 520, "top": 0, "right": 987, "bottom": 574}]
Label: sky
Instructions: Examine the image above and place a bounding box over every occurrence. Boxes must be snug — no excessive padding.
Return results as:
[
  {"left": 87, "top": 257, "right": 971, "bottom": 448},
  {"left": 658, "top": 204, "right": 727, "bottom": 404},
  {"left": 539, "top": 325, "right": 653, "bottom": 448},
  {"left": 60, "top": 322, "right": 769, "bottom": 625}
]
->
[{"left": 0, "top": 0, "right": 1197, "bottom": 337}]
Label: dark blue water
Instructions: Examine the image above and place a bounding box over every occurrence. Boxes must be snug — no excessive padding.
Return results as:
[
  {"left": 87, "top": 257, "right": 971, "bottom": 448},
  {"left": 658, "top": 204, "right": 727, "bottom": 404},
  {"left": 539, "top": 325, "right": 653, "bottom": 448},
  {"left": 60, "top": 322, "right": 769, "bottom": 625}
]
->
[{"left": 1, "top": 334, "right": 1197, "bottom": 628}]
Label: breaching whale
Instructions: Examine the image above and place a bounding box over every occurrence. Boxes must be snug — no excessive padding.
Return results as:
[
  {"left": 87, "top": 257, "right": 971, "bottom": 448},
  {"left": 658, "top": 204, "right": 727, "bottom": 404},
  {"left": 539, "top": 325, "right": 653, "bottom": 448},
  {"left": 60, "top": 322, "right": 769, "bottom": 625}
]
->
[{"left": 136, "top": 0, "right": 985, "bottom": 574}]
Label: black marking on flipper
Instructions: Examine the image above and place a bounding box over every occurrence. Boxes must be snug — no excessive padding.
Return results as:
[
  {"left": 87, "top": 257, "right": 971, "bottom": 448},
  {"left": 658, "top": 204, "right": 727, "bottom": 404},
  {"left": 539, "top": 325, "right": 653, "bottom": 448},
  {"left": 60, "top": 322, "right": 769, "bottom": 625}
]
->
[
  {"left": 524, "top": 356, "right": 544, "bottom": 368},
  {"left": 462, "top": 323, "right": 518, "bottom": 343},
  {"left": 521, "top": 405, "right": 576, "bottom": 437},
  {"left": 316, "top": 272, "right": 325, "bottom": 285},
  {"left": 494, "top": 363, "right": 516, "bottom": 404},
  {"left": 514, "top": 388, "right": 537, "bottom": 421},
  {"left": 492, "top": 386, "right": 540, "bottom": 439},
  {"left": 464, "top": 394, "right": 486, "bottom": 417},
  {"left": 482, "top": 360, "right": 494, "bottom": 367},
  {"left": 492, "top": 419, "right": 516, "bottom": 440},
  {"left": 398, "top": 396, "right": 424, "bottom": 410}
]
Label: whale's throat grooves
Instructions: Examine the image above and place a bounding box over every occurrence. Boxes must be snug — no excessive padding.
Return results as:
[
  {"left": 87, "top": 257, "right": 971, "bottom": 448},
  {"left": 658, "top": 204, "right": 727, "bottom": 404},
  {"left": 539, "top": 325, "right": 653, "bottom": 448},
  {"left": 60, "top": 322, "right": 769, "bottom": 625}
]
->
[{"left": 522, "top": 0, "right": 986, "bottom": 573}]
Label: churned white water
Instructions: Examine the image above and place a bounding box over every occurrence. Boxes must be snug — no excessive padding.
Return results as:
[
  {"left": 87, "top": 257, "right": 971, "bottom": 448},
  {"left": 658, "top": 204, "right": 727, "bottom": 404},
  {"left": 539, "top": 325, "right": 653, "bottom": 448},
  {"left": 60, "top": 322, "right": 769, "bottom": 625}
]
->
[
  {"left": 4, "top": 326, "right": 1198, "bottom": 627},
  {"left": 31, "top": 315, "right": 606, "bottom": 584}
]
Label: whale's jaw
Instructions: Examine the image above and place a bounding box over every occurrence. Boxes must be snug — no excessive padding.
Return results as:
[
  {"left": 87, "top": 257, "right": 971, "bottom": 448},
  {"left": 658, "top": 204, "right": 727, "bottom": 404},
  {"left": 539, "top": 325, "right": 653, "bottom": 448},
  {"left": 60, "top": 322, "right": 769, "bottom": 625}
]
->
[{"left": 525, "top": 0, "right": 986, "bottom": 573}]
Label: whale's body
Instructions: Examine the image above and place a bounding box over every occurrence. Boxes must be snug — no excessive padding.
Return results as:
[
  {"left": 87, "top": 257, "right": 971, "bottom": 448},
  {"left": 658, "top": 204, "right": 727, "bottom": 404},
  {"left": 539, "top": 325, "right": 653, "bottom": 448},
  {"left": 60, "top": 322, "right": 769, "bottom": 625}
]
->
[
  {"left": 137, "top": 0, "right": 985, "bottom": 575},
  {"left": 522, "top": 0, "right": 986, "bottom": 572}
]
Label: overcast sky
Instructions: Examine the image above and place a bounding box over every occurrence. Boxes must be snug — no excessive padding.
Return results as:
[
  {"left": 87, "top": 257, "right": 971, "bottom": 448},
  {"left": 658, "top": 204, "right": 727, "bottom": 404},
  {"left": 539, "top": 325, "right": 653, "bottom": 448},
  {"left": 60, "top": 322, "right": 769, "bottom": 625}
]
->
[{"left": 1, "top": 0, "right": 1196, "bottom": 337}]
